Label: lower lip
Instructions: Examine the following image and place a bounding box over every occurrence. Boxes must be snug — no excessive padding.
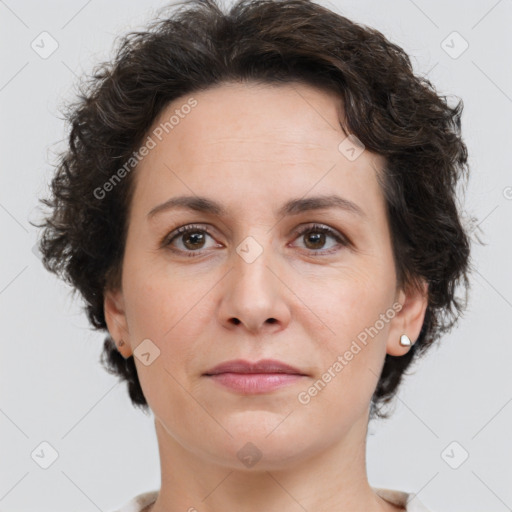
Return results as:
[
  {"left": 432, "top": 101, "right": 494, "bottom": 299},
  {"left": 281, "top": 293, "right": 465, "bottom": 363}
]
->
[{"left": 206, "top": 372, "right": 305, "bottom": 394}]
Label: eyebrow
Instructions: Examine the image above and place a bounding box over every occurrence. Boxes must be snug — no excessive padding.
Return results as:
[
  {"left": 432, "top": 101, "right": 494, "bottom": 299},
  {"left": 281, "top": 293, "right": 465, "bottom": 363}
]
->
[{"left": 147, "top": 194, "right": 366, "bottom": 220}]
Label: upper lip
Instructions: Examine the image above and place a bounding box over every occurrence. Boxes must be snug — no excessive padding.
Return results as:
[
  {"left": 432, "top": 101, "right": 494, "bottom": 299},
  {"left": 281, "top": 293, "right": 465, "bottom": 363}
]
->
[{"left": 204, "top": 359, "right": 306, "bottom": 376}]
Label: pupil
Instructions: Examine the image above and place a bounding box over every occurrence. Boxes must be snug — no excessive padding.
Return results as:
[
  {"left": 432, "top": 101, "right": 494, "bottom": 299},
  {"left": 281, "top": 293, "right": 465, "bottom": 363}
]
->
[
  {"left": 306, "top": 232, "right": 324, "bottom": 249},
  {"left": 185, "top": 232, "right": 204, "bottom": 249}
]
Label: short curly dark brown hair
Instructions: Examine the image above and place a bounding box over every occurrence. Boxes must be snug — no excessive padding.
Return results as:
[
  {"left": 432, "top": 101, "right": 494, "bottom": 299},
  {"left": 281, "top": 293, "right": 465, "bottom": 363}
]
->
[{"left": 35, "top": 0, "right": 473, "bottom": 420}]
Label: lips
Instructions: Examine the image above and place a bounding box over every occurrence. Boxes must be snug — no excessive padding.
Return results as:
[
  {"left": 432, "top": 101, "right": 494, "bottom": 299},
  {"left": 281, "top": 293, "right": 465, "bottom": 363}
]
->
[
  {"left": 204, "top": 358, "right": 306, "bottom": 376},
  {"left": 203, "top": 359, "right": 307, "bottom": 394}
]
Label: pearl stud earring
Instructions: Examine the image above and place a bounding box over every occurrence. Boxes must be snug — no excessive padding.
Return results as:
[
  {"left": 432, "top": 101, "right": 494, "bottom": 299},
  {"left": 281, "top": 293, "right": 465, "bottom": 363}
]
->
[{"left": 399, "top": 334, "right": 412, "bottom": 347}]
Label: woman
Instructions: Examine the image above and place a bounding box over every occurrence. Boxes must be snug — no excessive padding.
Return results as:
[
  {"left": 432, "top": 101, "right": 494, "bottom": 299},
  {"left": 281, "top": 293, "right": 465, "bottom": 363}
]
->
[{"left": 36, "top": 0, "right": 472, "bottom": 510}]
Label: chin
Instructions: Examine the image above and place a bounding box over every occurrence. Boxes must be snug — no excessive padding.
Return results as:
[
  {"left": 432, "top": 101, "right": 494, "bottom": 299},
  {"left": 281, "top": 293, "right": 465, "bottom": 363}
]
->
[{"left": 199, "top": 425, "right": 319, "bottom": 471}]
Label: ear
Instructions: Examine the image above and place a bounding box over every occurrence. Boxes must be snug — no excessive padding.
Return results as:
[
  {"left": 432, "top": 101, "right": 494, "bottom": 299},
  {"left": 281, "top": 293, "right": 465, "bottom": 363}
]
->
[
  {"left": 104, "top": 287, "right": 133, "bottom": 358},
  {"left": 386, "top": 278, "right": 429, "bottom": 356}
]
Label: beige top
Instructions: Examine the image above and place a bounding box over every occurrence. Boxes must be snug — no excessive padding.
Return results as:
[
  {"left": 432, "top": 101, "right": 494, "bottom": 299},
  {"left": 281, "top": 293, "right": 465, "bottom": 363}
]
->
[{"left": 112, "top": 487, "right": 434, "bottom": 511}]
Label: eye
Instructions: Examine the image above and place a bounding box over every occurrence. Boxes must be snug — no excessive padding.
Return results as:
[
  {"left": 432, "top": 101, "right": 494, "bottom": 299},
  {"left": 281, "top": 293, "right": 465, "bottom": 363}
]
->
[
  {"left": 162, "top": 224, "right": 220, "bottom": 256},
  {"left": 162, "top": 222, "right": 350, "bottom": 258},
  {"left": 291, "top": 223, "right": 349, "bottom": 255}
]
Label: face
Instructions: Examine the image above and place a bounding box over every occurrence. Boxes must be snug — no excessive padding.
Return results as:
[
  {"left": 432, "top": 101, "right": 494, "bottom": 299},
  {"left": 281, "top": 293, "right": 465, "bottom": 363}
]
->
[{"left": 105, "top": 81, "right": 427, "bottom": 470}]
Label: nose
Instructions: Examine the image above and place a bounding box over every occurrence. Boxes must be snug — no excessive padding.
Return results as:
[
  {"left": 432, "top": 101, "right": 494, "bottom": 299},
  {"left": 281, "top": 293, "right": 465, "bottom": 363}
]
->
[{"left": 217, "top": 236, "right": 291, "bottom": 334}]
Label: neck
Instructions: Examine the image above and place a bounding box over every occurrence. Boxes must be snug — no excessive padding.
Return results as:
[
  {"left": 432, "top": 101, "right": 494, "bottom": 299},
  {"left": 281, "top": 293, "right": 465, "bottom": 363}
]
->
[{"left": 147, "top": 409, "right": 400, "bottom": 512}]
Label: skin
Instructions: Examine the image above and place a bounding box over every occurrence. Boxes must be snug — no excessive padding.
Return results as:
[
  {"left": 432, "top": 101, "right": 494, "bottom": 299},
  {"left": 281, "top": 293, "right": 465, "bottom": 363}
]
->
[{"left": 104, "top": 81, "right": 428, "bottom": 512}]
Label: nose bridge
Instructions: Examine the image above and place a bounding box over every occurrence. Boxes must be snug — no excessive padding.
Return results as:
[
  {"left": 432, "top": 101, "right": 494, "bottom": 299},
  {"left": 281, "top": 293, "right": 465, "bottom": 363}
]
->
[
  {"left": 219, "top": 229, "right": 290, "bottom": 332},
  {"left": 233, "top": 232, "right": 277, "bottom": 296}
]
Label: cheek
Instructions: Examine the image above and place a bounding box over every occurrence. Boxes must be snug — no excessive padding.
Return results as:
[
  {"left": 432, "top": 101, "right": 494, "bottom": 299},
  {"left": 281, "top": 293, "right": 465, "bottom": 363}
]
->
[
  {"left": 123, "top": 262, "right": 216, "bottom": 378},
  {"left": 124, "top": 272, "right": 208, "bottom": 415},
  {"left": 298, "top": 266, "right": 394, "bottom": 402},
  {"left": 302, "top": 261, "right": 393, "bottom": 338},
  {"left": 122, "top": 242, "right": 195, "bottom": 336},
  {"left": 124, "top": 277, "right": 202, "bottom": 348},
  {"left": 124, "top": 276, "right": 170, "bottom": 340}
]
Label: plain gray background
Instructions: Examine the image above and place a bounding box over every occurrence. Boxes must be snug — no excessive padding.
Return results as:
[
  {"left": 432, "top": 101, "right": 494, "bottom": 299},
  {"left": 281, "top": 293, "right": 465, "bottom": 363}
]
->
[{"left": 1, "top": 0, "right": 511, "bottom": 510}]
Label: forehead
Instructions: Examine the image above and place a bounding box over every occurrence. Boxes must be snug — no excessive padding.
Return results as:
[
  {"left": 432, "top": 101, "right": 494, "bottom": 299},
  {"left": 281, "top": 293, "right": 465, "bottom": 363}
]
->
[
  {"left": 160, "top": 81, "right": 346, "bottom": 155},
  {"left": 131, "top": 81, "right": 386, "bottom": 222}
]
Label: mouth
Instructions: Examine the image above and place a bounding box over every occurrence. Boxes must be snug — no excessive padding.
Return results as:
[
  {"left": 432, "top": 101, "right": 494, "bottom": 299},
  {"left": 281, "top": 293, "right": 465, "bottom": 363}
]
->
[{"left": 203, "top": 359, "right": 308, "bottom": 394}]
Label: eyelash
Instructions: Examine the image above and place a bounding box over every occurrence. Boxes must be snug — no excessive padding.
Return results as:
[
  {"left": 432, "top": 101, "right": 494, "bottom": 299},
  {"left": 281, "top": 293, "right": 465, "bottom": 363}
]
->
[{"left": 161, "top": 223, "right": 350, "bottom": 258}]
